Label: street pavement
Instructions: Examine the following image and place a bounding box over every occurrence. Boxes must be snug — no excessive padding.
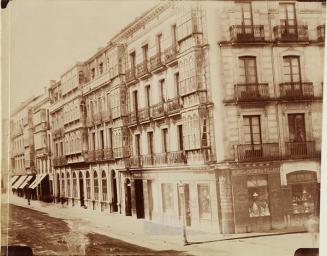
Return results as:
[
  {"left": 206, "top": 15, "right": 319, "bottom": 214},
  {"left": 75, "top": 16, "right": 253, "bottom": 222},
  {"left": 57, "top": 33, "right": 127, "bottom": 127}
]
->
[{"left": 1, "top": 194, "right": 319, "bottom": 256}]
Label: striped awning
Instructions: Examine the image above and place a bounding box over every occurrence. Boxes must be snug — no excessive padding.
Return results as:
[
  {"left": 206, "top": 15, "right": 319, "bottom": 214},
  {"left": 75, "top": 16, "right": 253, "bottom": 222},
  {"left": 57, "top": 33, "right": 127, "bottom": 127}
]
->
[
  {"left": 11, "top": 175, "right": 27, "bottom": 190},
  {"left": 17, "top": 175, "right": 34, "bottom": 189},
  {"left": 10, "top": 176, "right": 20, "bottom": 186},
  {"left": 29, "top": 174, "right": 47, "bottom": 189}
]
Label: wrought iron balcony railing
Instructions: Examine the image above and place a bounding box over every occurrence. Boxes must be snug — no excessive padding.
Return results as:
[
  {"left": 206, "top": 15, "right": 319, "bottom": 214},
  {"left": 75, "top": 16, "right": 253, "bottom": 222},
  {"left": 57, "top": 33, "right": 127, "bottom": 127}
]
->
[
  {"left": 87, "top": 150, "right": 96, "bottom": 162},
  {"left": 230, "top": 25, "right": 265, "bottom": 42},
  {"left": 136, "top": 61, "right": 150, "bottom": 79},
  {"left": 279, "top": 82, "right": 314, "bottom": 100},
  {"left": 167, "top": 151, "right": 186, "bottom": 164},
  {"left": 129, "top": 155, "right": 142, "bottom": 168},
  {"left": 273, "top": 24, "right": 309, "bottom": 42},
  {"left": 103, "top": 148, "right": 113, "bottom": 160},
  {"left": 126, "top": 68, "right": 136, "bottom": 84},
  {"left": 95, "top": 149, "right": 104, "bottom": 161},
  {"left": 142, "top": 154, "right": 155, "bottom": 166},
  {"left": 234, "top": 83, "right": 269, "bottom": 102},
  {"left": 113, "top": 146, "right": 130, "bottom": 159},
  {"left": 285, "top": 141, "right": 319, "bottom": 159},
  {"left": 102, "top": 111, "right": 112, "bottom": 123},
  {"left": 138, "top": 107, "right": 151, "bottom": 123},
  {"left": 93, "top": 112, "right": 102, "bottom": 125},
  {"left": 317, "top": 24, "right": 325, "bottom": 42},
  {"left": 166, "top": 97, "right": 182, "bottom": 114},
  {"left": 179, "top": 76, "right": 203, "bottom": 96},
  {"left": 127, "top": 111, "right": 138, "bottom": 126},
  {"left": 236, "top": 143, "right": 280, "bottom": 162},
  {"left": 150, "top": 53, "right": 165, "bottom": 73},
  {"left": 154, "top": 153, "right": 168, "bottom": 165},
  {"left": 151, "top": 102, "right": 166, "bottom": 119},
  {"left": 86, "top": 116, "right": 94, "bottom": 127},
  {"left": 164, "top": 45, "right": 178, "bottom": 66}
]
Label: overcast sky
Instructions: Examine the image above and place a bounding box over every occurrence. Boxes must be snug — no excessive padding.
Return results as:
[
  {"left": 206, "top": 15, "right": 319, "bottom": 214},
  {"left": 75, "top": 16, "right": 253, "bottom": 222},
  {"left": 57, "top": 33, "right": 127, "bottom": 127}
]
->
[{"left": 1, "top": 0, "right": 159, "bottom": 116}]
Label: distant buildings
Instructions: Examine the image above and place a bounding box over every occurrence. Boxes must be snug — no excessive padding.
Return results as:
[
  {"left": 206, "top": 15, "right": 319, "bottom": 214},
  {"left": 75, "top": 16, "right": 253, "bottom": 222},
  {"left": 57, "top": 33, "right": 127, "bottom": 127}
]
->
[{"left": 9, "top": 1, "right": 325, "bottom": 234}]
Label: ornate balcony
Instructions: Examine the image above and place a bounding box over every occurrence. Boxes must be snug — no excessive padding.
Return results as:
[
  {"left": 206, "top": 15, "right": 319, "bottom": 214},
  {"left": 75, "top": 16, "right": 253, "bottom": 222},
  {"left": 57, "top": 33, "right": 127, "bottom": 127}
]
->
[
  {"left": 53, "top": 128, "right": 64, "bottom": 139},
  {"left": 164, "top": 45, "right": 178, "bottom": 66},
  {"left": 151, "top": 102, "right": 166, "bottom": 119},
  {"left": 126, "top": 68, "right": 137, "bottom": 85},
  {"left": 166, "top": 97, "right": 182, "bottom": 115},
  {"left": 236, "top": 143, "right": 280, "bottom": 162},
  {"left": 129, "top": 155, "right": 142, "bottom": 168},
  {"left": 150, "top": 53, "right": 165, "bottom": 73},
  {"left": 53, "top": 156, "right": 67, "bottom": 167},
  {"left": 285, "top": 141, "right": 319, "bottom": 159},
  {"left": 93, "top": 112, "right": 102, "bottom": 125},
  {"left": 230, "top": 25, "right": 265, "bottom": 43},
  {"left": 234, "top": 83, "right": 269, "bottom": 102},
  {"left": 136, "top": 61, "right": 151, "bottom": 80},
  {"left": 142, "top": 154, "right": 155, "bottom": 166},
  {"left": 167, "top": 151, "right": 186, "bottom": 164},
  {"left": 273, "top": 24, "right": 309, "bottom": 42},
  {"left": 127, "top": 111, "right": 138, "bottom": 126},
  {"left": 153, "top": 153, "right": 168, "bottom": 165},
  {"left": 86, "top": 116, "right": 94, "bottom": 127},
  {"left": 103, "top": 148, "right": 113, "bottom": 160},
  {"left": 317, "top": 25, "right": 325, "bottom": 42},
  {"left": 86, "top": 150, "right": 96, "bottom": 162},
  {"left": 102, "top": 111, "right": 111, "bottom": 123},
  {"left": 95, "top": 149, "right": 104, "bottom": 161},
  {"left": 279, "top": 82, "right": 314, "bottom": 100},
  {"left": 138, "top": 107, "right": 151, "bottom": 123},
  {"left": 179, "top": 76, "right": 203, "bottom": 96},
  {"left": 113, "top": 146, "right": 130, "bottom": 159}
]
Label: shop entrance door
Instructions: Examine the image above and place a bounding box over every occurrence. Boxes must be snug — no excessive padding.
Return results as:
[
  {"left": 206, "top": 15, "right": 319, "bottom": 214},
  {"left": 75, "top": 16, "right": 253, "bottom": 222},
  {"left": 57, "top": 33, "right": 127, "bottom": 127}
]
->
[
  {"left": 79, "top": 172, "right": 84, "bottom": 206},
  {"left": 178, "top": 184, "right": 191, "bottom": 227},
  {"left": 135, "top": 179, "right": 145, "bottom": 219},
  {"left": 125, "top": 179, "right": 132, "bottom": 216}
]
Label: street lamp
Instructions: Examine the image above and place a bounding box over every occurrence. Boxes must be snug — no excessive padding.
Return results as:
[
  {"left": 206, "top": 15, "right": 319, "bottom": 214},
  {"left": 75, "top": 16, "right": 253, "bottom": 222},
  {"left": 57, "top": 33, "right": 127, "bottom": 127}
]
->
[{"left": 178, "top": 181, "right": 189, "bottom": 246}]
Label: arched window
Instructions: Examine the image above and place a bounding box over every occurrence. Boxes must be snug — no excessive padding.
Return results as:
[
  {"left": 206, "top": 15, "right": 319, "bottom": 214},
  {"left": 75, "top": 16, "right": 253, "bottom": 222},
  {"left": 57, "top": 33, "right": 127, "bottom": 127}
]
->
[
  {"left": 102, "top": 171, "right": 107, "bottom": 201},
  {"left": 61, "top": 173, "right": 65, "bottom": 197},
  {"left": 86, "top": 171, "right": 91, "bottom": 200},
  {"left": 73, "top": 172, "right": 77, "bottom": 198},
  {"left": 67, "top": 172, "right": 71, "bottom": 198},
  {"left": 94, "top": 170, "right": 99, "bottom": 201}
]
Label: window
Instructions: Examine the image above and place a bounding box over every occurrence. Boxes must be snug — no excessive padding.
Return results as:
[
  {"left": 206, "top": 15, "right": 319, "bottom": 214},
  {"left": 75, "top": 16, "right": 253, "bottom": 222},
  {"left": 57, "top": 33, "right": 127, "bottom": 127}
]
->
[
  {"left": 239, "top": 56, "right": 257, "bottom": 84},
  {"left": 178, "top": 125, "right": 184, "bottom": 151},
  {"left": 283, "top": 56, "right": 301, "bottom": 83},
  {"left": 93, "top": 171, "right": 99, "bottom": 201},
  {"left": 99, "top": 130, "right": 104, "bottom": 150},
  {"left": 135, "top": 134, "right": 141, "bottom": 156},
  {"left": 67, "top": 172, "right": 71, "bottom": 198},
  {"left": 142, "top": 45, "right": 148, "bottom": 62},
  {"left": 247, "top": 175, "right": 270, "bottom": 217},
  {"left": 132, "top": 90, "right": 138, "bottom": 112},
  {"left": 102, "top": 171, "right": 107, "bottom": 201},
  {"left": 238, "top": 2, "right": 253, "bottom": 30},
  {"left": 201, "top": 118, "right": 209, "bottom": 147},
  {"left": 288, "top": 114, "right": 306, "bottom": 142},
  {"left": 174, "top": 73, "right": 180, "bottom": 97},
  {"left": 147, "top": 132, "right": 154, "bottom": 155},
  {"left": 73, "top": 172, "right": 78, "bottom": 198},
  {"left": 162, "top": 183, "right": 174, "bottom": 214},
  {"left": 91, "top": 68, "right": 95, "bottom": 79},
  {"left": 280, "top": 3, "right": 296, "bottom": 28},
  {"left": 198, "top": 184, "right": 211, "bottom": 219},
  {"left": 145, "top": 85, "right": 151, "bottom": 108},
  {"left": 159, "top": 79, "right": 166, "bottom": 102},
  {"left": 129, "top": 51, "right": 136, "bottom": 69},
  {"left": 156, "top": 34, "right": 162, "bottom": 53},
  {"left": 243, "top": 115, "right": 262, "bottom": 145},
  {"left": 99, "top": 62, "right": 103, "bottom": 75},
  {"left": 92, "top": 133, "right": 96, "bottom": 151},
  {"left": 162, "top": 128, "right": 169, "bottom": 153},
  {"left": 61, "top": 173, "right": 65, "bottom": 197},
  {"left": 107, "top": 128, "right": 112, "bottom": 149},
  {"left": 171, "top": 24, "right": 177, "bottom": 45},
  {"left": 86, "top": 171, "right": 91, "bottom": 200}
]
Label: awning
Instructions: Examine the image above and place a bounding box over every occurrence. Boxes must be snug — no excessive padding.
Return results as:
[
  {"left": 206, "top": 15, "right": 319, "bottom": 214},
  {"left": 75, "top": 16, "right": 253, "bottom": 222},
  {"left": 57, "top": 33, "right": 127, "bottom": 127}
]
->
[
  {"left": 11, "top": 175, "right": 27, "bottom": 190},
  {"left": 17, "top": 175, "right": 34, "bottom": 189},
  {"left": 10, "top": 176, "right": 20, "bottom": 186},
  {"left": 29, "top": 174, "right": 47, "bottom": 189}
]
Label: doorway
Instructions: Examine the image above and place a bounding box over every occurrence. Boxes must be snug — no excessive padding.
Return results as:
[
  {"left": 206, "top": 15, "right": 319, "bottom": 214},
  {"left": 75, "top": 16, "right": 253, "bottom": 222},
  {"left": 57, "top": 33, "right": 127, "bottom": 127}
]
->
[
  {"left": 56, "top": 173, "right": 60, "bottom": 203},
  {"left": 134, "top": 179, "right": 145, "bottom": 219},
  {"left": 111, "top": 171, "right": 118, "bottom": 212},
  {"left": 178, "top": 184, "right": 191, "bottom": 227},
  {"left": 125, "top": 179, "right": 132, "bottom": 216},
  {"left": 79, "top": 172, "right": 84, "bottom": 206}
]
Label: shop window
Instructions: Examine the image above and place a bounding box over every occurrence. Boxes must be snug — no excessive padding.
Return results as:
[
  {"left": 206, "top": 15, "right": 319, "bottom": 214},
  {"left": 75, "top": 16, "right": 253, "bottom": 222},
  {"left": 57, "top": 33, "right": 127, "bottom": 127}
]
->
[
  {"left": 67, "top": 173, "right": 71, "bottom": 197},
  {"left": 198, "top": 184, "right": 211, "bottom": 219},
  {"left": 247, "top": 175, "right": 270, "bottom": 217},
  {"left": 86, "top": 171, "right": 91, "bottom": 200},
  {"left": 73, "top": 172, "right": 78, "bottom": 198},
  {"left": 161, "top": 183, "right": 174, "bottom": 214},
  {"left": 102, "top": 171, "right": 107, "bottom": 201}
]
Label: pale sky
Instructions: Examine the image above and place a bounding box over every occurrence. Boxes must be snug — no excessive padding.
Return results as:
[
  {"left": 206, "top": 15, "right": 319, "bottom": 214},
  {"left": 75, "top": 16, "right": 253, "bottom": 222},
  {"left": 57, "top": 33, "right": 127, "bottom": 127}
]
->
[{"left": 1, "top": 0, "right": 159, "bottom": 116}]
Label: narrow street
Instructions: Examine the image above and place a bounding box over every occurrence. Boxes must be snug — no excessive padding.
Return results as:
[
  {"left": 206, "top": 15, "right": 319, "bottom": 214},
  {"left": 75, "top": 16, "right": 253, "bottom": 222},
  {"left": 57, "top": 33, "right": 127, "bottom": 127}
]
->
[{"left": 1, "top": 203, "right": 189, "bottom": 255}]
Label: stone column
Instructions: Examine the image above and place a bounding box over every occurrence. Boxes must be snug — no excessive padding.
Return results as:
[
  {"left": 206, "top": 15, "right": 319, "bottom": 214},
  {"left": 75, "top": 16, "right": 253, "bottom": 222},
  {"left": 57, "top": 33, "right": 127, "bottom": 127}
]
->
[{"left": 143, "top": 179, "right": 149, "bottom": 220}]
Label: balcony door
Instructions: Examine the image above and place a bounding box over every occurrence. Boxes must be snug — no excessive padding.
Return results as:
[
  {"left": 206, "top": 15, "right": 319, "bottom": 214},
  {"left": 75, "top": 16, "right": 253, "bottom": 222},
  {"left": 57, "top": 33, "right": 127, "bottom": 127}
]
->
[
  {"left": 238, "top": 2, "right": 253, "bottom": 35},
  {"left": 283, "top": 56, "right": 302, "bottom": 96},
  {"left": 133, "top": 90, "right": 139, "bottom": 114},
  {"left": 280, "top": 3, "right": 297, "bottom": 36},
  {"left": 288, "top": 114, "right": 307, "bottom": 156},
  {"left": 243, "top": 115, "right": 262, "bottom": 158},
  {"left": 239, "top": 57, "right": 258, "bottom": 98},
  {"left": 135, "top": 134, "right": 141, "bottom": 157}
]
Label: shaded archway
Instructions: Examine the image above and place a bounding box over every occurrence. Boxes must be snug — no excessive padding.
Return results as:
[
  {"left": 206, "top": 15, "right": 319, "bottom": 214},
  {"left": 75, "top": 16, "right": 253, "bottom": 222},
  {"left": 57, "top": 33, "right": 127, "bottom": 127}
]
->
[
  {"left": 79, "top": 172, "right": 85, "bottom": 206},
  {"left": 111, "top": 170, "right": 118, "bottom": 212},
  {"left": 125, "top": 179, "right": 132, "bottom": 216}
]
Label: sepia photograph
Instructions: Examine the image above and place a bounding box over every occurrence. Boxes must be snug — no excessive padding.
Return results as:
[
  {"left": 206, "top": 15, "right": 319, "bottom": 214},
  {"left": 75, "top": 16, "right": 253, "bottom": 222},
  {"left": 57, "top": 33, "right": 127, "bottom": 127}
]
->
[{"left": 1, "top": 0, "right": 326, "bottom": 255}]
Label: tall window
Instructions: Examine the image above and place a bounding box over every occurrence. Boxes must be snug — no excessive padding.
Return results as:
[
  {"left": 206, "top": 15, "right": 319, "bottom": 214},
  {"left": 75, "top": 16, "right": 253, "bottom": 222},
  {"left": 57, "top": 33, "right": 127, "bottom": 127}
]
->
[
  {"left": 283, "top": 56, "right": 301, "bottom": 83},
  {"left": 159, "top": 79, "right": 166, "bottom": 102},
  {"left": 142, "top": 45, "right": 148, "bottom": 62},
  {"left": 145, "top": 85, "right": 151, "bottom": 108},
  {"left": 102, "top": 171, "right": 107, "bottom": 202},
  {"left": 99, "top": 130, "right": 104, "bottom": 149},
  {"left": 93, "top": 171, "right": 99, "bottom": 201},
  {"left": 247, "top": 175, "right": 270, "bottom": 217},
  {"left": 162, "top": 128, "right": 169, "bottom": 153},
  {"left": 129, "top": 51, "right": 136, "bottom": 69},
  {"left": 73, "top": 172, "right": 78, "bottom": 198},
  {"left": 239, "top": 56, "right": 257, "bottom": 84},
  {"left": 61, "top": 173, "right": 65, "bottom": 197},
  {"left": 107, "top": 128, "right": 112, "bottom": 149},
  {"left": 178, "top": 125, "right": 184, "bottom": 151},
  {"left": 174, "top": 72, "right": 180, "bottom": 97},
  {"left": 147, "top": 132, "right": 154, "bottom": 155},
  {"left": 135, "top": 134, "right": 141, "bottom": 156},
  {"left": 288, "top": 114, "right": 306, "bottom": 142},
  {"left": 198, "top": 184, "right": 211, "bottom": 219},
  {"left": 280, "top": 3, "right": 296, "bottom": 30},
  {"left": 171, "top": 24, "right": 177, "bottom": 46},
  {"left": 67, "top": 172, "right": 71, "bottom": 198},
  {"left": 162, "top": 183, "right": 174, "bottom": 214},
  {"left": 238, "top": 2, "right": 253, "bottom": 28},
  {"left": 156, "top": 34, "right": 162, "bottom": 53},
  {"left": 92, "top": 133, "right": 96, "bottom": 151},
  {"left": 132, "top": 90, "right": 138, "bottom": 112},
  {"left": 243, "top": 115, "right": 262, "bottom": 145},
  {"left": 86, "top": 171, "right": 91, "bottom": 200}
]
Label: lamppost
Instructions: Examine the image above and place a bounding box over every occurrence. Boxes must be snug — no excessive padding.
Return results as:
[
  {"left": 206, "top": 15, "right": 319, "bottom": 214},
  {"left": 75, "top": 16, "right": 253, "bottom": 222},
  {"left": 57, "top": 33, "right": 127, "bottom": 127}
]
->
[{"left": 178, "top": 181, "right": 189, "bottom": 246}]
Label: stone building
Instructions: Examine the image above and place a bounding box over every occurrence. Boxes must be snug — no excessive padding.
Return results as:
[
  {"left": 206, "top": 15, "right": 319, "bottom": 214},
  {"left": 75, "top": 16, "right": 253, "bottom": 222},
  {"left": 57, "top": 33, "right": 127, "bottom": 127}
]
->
[{"left": 10, "top": 1, "right": 325, "bottom": 234}]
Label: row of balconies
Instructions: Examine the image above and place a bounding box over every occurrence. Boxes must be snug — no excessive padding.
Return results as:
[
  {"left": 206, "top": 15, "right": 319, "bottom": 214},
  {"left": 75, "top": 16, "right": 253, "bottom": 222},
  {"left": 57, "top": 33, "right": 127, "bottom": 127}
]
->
[
  {"left": 235, "top": 141, "right": 320, "bottom": 162},
  {"left": 86, "top": 147, "right": 130, "bottom": 162},
  {"left": 231, "top": 82, "right": 322, "bottom": 104},
  {"left": 126, "top": 45, "right": 178, "bottom": 85},
  {"left": 86, "top": 110, "right": 112, "bottom": 127},
  {"left": 229, "top": 24, "right": 325, "bottom": 44},
  {"left": 52, "top": 156, "right": 67, "bottom": 167},
  {"left": 127, "top": 97, "right": 182, "bottom": 126}
]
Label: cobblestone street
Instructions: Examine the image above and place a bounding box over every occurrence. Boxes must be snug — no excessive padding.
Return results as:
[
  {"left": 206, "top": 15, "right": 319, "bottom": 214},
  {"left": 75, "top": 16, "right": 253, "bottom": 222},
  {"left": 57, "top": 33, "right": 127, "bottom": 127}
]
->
[{"left": 1, "top": 203, "right": 189, "bottom": 255}]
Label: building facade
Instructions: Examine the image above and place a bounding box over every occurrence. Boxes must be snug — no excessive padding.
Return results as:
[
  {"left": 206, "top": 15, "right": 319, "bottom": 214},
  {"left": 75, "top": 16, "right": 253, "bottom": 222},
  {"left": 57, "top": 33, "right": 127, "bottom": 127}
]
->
[{"left": 9, "top": 1, "right": 325, "bottom": 234}]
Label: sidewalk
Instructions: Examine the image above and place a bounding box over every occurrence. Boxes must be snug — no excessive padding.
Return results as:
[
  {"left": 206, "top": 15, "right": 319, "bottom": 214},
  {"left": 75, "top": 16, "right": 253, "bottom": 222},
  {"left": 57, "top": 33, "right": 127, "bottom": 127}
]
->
[{"left": 3, "top": 193, "right": 310, "bottom": 256}]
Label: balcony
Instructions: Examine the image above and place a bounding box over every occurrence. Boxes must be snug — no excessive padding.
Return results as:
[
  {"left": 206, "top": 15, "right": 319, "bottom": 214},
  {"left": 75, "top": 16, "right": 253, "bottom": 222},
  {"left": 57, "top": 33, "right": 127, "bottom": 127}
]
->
[
  {"left": 154, "top": 153, "right": 168, "bottom": 165},
  {"left": 86, "top": 150, "right": 96, "bottom": 162},
  {"left": 234, "top": 83, "right": 269, "bottom": 103},
  {"left": 53, "top": 128, "right": 64, "bottom": 139},
  {"left": 279, "top": 82, "right": 314, "bottom": 100},
  {"left": 53, "top": 156, "right": 67, "bottom": 167},
  {"left": 285, "top": 141, "right": 319, "bottom": 159},
  {"left": 102, "top": 111, "right": 111, "bottom": 123},
  {"left": 103, "top": 148, "right": 113, "bottom": 160},
  {"left": 151, "top": 102, "right": 166, "bottom": 119},
  {"left": 136, "top": 61, "right": 151, "bottom": 80},
  {"left": 142, "top": 154, "right": 155, "bottom": 166},
  {"left": 317, "top": 25, "right": 325, "bottom": 42},
  {"left": 95, "top": 149, "right": 104, "bottom": 161},
  {"left": 86, "top": 116, "right": 94, "bottom": 127},
  {"left": 127, "top": 111, "right": 138, "bottom": 126},
  {"left": 93, "top": 112, "right": 102, "bottom": 126},
  {"left": 230, "top": 25, "right": 265, "bottom": 43},
  {"left": 129, "top": 155, "right": 142, "bottom": 168},
  {"left": 167, "top": 151, "right": 186, "bottom": 164},
  {"left": 273, "top": 25, "right": 309, "bottom": 42},
  {"left": 164, "top": 45, "right": 178, "bottom": 66},
  {"left": 138, "top": 107, "right": 151, "bottom": 123},
  {"left": 179, "top": 76, "right": 203, "bottom": 96},
  {"left": 113, "top": 146, "right": 130, "bottom": 159},
  {"left": 126, "top": 68, "right": 137, "bottom": 85},
  {"left": 150, "top": 53, "right": 166, "bottom": 74},
  {"left": 236, "top": 143, "right": 280, "bottom": 162},
  {"left": 166, "top": 97, "right": 182, "bottom": 115}
]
